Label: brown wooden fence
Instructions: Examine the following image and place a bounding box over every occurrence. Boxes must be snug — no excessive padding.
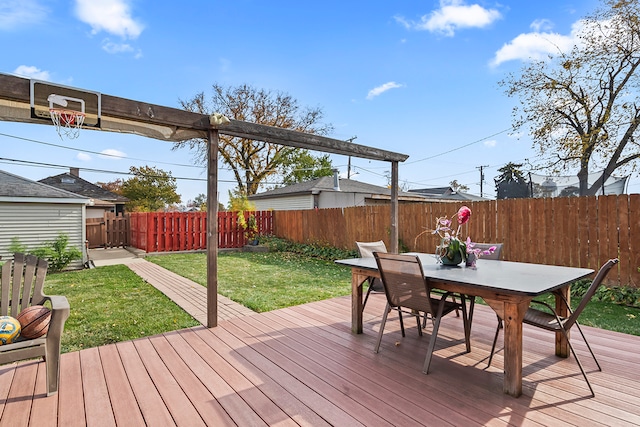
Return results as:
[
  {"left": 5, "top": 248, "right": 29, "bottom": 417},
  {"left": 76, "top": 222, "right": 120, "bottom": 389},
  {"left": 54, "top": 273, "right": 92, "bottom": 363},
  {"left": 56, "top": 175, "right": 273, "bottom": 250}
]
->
[
  {"left": 272, "top": 195, "right": 640, "bottom": 288},
  {"left": 129, "top": 211, "right": 273, "bottom": 252},
  {"left": 86, "top": 213, "right": 130, "bottom": 248}
]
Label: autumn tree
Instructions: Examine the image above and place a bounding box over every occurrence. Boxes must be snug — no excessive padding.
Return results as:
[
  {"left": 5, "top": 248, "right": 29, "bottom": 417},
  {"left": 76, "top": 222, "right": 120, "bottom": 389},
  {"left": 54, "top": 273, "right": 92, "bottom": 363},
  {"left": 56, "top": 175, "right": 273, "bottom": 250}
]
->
[
  {"left": 501, "top": 0, "right": 640, "bottom": 195},
  {"left": 97, "top": 178, "right": 124, "bottom": 195},
  {"left": 174, "top": 83, "right": 334, "bottom": 195},
  {"left": 121, "top": 166, "right": 181, "bottom": 212}
]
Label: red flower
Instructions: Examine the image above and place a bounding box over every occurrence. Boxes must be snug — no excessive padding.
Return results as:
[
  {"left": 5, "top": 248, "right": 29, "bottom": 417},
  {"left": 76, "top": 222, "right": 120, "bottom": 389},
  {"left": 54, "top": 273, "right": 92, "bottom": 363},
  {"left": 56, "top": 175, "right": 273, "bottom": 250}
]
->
[{"left": 457, "top": 206, "right": 471, "bottom": 225}]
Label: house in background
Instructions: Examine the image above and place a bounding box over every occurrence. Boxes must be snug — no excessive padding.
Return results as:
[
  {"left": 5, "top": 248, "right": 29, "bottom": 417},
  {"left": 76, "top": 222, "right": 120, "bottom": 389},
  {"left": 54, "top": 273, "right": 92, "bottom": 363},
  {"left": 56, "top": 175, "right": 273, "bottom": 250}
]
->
[
  {"left": 408, "top": 186, "right": 489, "bottom": 201},
  {"left": 249, "top": 171, "right": 427, "bottom": 211},
  {"left": 0, "top": 170, "right": 88, "bottom": 267},
  {"left": 39, "top": 168, "right": 128, "bottom": 219}
]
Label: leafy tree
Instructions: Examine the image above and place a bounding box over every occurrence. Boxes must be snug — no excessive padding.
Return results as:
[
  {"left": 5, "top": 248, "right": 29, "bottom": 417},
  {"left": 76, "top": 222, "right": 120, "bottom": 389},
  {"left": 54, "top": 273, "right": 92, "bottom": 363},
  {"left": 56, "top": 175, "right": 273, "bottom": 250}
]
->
[
  {"left": 500, "top": 0, "right": 640, "bottom": 195},
  {"left": 449, "top": 180, "right": 470, "bottom": 192},
  {"left": 97, "top": 179, "right": 125, "bottom": 195},
  {"left": 121, "top": 166, "right": 181, "bottom": 212},
  {"left": 175, "top": 83, "right": 334, "bottom": 195},
  {"left": 495, "top": 162, "right": 530, "bottom": 199},
  {"left": 279, "top": 151, "right": 333, "bottom": 186}
]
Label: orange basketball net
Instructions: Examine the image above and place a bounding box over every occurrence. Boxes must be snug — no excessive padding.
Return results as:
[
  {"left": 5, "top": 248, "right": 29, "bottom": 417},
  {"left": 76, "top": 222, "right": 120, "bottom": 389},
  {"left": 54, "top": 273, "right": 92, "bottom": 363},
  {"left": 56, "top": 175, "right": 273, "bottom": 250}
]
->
[{"left": 49, "top": 108, "right": 85, "bottom": 139}]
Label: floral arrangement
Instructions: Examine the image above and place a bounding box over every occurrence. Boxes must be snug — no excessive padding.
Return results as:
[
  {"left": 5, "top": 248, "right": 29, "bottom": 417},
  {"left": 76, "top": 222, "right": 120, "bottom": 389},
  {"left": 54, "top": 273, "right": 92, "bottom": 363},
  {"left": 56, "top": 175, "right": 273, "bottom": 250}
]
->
[{"left": 416, "top": 205, "right": 496, "bottom": 266}]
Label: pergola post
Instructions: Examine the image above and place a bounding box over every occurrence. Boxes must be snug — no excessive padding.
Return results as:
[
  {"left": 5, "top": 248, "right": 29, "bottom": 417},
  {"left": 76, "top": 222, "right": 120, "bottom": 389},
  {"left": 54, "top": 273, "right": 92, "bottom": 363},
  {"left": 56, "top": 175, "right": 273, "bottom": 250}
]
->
[
  {"left": 390, "top": 160, "right": 399, "bottom": 254},
  {"left": 207, "top": 129, "right": 219, "bottom": 328}
]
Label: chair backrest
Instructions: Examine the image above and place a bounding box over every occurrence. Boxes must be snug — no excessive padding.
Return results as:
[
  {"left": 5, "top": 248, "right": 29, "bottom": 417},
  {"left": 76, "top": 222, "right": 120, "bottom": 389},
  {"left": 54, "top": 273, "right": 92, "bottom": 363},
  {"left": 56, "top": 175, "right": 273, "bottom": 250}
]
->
[
  {"left": 564, "top": 258, "right": 619, "bottom": 330},
  {"left": 356, "top": 240, "right": 387, "bottom": 258},
  {"left": 374, "top": 252, "right": 436, "bottom": 315},
  {"left": 0, "top": 253, "right": 48, "bottom": 317},
  {"left": 473, "top": 243, "right": 503, "bottom": 260}
]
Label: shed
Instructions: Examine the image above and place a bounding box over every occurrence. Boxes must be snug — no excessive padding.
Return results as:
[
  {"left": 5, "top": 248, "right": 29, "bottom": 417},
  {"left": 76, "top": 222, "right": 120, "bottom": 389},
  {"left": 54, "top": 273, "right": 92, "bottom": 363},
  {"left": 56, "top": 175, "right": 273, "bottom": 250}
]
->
[
  {"left": 250, "top": 174, "right": 427, "bottom": 210},
  {"left": 0, "top": 170, "right": 88, "bottom": 267}
]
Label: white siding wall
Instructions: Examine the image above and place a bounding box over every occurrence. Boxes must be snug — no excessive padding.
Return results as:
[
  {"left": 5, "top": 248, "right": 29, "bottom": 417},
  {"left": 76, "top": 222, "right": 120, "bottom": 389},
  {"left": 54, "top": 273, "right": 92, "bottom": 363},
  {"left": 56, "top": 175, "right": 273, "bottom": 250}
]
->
[
  {"left": 0, "top": 202, "right": 85, "bottom": 269},
  {"left": 318, "top": 192, "right": 368, "bottom": 208},
  {"left": 252, "top": 195, "right": 314, "bottom": 211}
]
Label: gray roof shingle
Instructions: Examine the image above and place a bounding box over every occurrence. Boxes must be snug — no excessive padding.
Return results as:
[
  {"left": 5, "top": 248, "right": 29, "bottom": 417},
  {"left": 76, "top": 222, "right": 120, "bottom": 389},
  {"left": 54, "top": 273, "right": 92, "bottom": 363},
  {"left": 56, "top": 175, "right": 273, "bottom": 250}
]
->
[
  {"left": 0, "top": 170, "right": 88, "bottom": 200},
  {"left": 38, "top": 173, "right": 128, "bottom": 203}
]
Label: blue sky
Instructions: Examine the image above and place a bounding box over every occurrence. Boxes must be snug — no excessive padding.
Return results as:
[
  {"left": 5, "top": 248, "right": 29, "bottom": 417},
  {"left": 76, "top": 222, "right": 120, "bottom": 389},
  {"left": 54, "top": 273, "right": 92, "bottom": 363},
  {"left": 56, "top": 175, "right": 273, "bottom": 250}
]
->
[{"left": 4, "top": 0, "right": 632, "bottom": 206}]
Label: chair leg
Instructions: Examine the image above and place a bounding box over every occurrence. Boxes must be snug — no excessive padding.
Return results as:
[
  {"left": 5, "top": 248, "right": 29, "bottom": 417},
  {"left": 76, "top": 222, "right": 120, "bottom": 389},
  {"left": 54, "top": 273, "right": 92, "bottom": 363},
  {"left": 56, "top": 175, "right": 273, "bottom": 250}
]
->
[
  {"left": 415, "top": 311, "right": 423, "bottom": 337},
  {"left": 573, "top": 321, "right": 602, "bottom": 371},
  {"left": 398, "top": 309, "right": 405, "bottom": 337},
  {"left": 362, "top": 280, "right": 374, "bottom": 311},
  {"left": 487, "top": 316, "right": 503, "bottom": 368},
  {"left": 459, "top": 294, "right": 471, "bottom": 353},
  {"left": 45, "top": 343, "right": 61, "bottom": 396},
  {"left": 374, "top": 303, "right": 391, "bottom": 353},
  {"left": 562, "top": 328, "right": 596, "bottom": 397},
  {"left": 468, "top": 296, "right": 476, "bottom": 332},
  {"left": 422, "top": 299, "right": 447, "bottom": 374}
]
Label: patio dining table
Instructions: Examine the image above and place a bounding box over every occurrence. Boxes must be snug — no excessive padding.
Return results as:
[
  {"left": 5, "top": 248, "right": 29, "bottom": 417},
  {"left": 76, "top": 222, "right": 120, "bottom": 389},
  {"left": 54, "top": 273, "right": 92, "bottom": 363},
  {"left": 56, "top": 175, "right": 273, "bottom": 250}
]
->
[{"left": 335, "top": 253, "right": 594, "bottom": 397}]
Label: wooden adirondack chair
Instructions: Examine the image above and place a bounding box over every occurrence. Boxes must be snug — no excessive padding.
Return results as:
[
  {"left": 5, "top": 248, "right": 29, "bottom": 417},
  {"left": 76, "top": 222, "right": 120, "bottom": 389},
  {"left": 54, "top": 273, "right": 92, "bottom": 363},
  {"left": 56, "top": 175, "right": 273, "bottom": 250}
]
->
[{"left": 0, "top": 253, "right": 70, "bottom": 396}]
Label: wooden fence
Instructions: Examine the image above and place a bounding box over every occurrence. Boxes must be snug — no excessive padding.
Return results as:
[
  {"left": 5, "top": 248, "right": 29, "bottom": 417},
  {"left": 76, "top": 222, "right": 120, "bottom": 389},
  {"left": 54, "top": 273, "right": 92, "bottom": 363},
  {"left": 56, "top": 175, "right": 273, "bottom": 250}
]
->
[
  {"left": 272, "top": 194, "right": 640, "bottom": 288},
  {"left": 129, "top": 211, "right": 273, "bottom": 252},
  {"left": 86, "top": 213, "right": 130, "bottom": 248}
]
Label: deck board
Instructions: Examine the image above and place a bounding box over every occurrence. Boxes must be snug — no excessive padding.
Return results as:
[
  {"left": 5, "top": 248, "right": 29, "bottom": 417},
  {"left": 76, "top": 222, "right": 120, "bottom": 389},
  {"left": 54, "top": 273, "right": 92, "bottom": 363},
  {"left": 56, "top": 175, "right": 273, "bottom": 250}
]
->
[{"left": 1, "top": 294, "right": 640, "bottom": 426}]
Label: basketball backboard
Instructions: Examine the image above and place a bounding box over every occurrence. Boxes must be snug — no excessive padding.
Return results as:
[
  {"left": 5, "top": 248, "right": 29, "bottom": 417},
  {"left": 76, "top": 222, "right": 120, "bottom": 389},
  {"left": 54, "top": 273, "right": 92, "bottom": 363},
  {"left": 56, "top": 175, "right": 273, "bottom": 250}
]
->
[{"left": 30, "top": 79, "right": 101, "bottom": 128}]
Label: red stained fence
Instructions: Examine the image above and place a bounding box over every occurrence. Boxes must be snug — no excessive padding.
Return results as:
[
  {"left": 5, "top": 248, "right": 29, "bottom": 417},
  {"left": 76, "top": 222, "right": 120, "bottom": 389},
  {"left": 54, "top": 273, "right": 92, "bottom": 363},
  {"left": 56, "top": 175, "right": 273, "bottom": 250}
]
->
[{"left": 129, "top": 211, "right": 273, "bottom": 252}]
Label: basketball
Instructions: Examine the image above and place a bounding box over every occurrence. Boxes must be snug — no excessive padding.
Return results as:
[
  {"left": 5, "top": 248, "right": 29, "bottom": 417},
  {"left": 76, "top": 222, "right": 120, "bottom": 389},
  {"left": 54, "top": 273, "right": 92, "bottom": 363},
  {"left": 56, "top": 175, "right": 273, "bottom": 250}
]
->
[
  {"left": 16, "top": 305, "right": 51, "bottom": 339},
  {"left": 0, "top": 316, "right": 21, "bottom": 345}
]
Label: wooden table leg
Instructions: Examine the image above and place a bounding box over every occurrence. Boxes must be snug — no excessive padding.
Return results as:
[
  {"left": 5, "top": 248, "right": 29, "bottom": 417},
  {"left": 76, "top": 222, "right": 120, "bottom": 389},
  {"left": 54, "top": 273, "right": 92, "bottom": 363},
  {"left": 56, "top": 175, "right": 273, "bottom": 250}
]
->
[
  {"left": 555, "top": 286, "right": 570, "bottom": 357},
  {"left": 351, "top": 269, "right": 369, "bottom": 334},
  {"left": 485, "top": 297, "right": 530, "bottom": 397}
]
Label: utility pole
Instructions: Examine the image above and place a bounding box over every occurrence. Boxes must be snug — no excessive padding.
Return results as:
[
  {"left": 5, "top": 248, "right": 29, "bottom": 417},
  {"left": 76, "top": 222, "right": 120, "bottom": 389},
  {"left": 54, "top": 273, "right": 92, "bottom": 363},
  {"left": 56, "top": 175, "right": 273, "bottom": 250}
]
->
[
  {"left": 346, "top": 136, "right": 357, "bottom": 178},
  {"left": 477, "top": 165, "right": 489, "bottom": 197}
]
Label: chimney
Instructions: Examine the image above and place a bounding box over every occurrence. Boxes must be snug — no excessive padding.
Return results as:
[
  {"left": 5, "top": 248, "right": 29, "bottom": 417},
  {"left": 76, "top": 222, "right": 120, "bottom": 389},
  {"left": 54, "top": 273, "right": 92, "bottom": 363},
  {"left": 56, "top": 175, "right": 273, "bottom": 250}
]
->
[
  {"left": 70, "top": 167, "right": 80, "bottom": 177},
  {"left": 332, "top": 168, "right": 340, "bottom": 191}
]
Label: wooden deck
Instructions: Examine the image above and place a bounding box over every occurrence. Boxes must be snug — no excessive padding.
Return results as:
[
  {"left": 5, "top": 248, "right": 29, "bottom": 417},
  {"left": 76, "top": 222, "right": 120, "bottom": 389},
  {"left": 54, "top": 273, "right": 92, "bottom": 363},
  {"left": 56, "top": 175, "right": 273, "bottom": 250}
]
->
[{"left": 1, "top": 293, "right": 639, "bottom": 426}]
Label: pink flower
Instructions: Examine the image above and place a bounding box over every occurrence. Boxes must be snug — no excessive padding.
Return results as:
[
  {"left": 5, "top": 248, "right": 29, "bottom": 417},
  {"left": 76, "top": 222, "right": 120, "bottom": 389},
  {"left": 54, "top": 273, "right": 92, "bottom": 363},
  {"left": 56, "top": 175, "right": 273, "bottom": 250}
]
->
[{"left": 457, "top": 206, "right": 471, "bottom": 225}]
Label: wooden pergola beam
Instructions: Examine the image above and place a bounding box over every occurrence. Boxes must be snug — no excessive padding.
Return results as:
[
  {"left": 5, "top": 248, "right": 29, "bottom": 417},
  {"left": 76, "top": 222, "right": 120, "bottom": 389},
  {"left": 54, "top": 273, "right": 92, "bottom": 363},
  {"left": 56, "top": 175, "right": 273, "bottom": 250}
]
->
[{"left": 0, "top": 72, "right": 409, "bottom": 328}]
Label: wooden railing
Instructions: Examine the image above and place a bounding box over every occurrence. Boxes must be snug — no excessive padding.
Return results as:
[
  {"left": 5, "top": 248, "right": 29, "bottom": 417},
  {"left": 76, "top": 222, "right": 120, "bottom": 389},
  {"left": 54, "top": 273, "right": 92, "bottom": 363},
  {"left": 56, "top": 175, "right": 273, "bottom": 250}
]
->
[
  {"left": 272, "top": 195, "right": 640, "bottom": 288},
  {"left": 129, "top": 211, "right": 273, "bottom": 252}
]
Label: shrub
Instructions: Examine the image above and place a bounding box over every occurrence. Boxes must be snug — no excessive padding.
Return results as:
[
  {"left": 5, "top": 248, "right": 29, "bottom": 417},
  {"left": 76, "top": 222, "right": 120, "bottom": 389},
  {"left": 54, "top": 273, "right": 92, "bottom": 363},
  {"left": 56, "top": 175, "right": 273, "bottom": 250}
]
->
[
  {"left": 9, "top": 234, "right": 82, "bottom": 272},
  {"left": 260, "top": 236, "right": 357, "bottom": 261}
]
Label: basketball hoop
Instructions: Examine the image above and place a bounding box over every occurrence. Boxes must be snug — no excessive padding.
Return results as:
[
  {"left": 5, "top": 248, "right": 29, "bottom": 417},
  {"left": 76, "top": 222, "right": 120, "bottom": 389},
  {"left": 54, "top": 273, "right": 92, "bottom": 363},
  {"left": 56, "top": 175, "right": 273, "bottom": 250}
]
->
[{"left": 49, "top": 108, "right": 85, "bottom": 139}]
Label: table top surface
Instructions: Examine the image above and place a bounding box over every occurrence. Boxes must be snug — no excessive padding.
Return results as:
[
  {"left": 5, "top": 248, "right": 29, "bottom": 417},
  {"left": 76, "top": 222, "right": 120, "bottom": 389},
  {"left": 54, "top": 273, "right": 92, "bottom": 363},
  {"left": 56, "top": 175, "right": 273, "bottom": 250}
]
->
[{"left": 335, "top": 253, "right": 595, "bottom": 297}]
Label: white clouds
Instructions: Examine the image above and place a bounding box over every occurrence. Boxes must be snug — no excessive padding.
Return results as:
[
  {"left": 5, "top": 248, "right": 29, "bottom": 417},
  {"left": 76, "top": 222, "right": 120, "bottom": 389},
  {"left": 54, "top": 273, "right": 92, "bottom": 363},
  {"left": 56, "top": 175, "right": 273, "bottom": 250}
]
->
[
  {"left": 99, "top": 149, "right": 127, "bottom": 160},
  {"left": 74, "top": 0, "right": 144, "bottom": 39},
  {"left": 491, "top": 20, "right": 584, "bottom": 67},
  {"left": 366, "top": 82, "right": 404, "bottom": 100},
  {"left": 77, "top": 152, "right": 92, "bottom": 161},
  {"left": 0, "top": 0, "right": 48, "bottom": 31},
  {"left": 397, "top": 0, "right": 502, "bottom": 37},
  {"left": 483, "top": 139, "right": 497, "bottom": 148},
  {"left": 13, "top": 65, "right": 50, "bottom": 81}
]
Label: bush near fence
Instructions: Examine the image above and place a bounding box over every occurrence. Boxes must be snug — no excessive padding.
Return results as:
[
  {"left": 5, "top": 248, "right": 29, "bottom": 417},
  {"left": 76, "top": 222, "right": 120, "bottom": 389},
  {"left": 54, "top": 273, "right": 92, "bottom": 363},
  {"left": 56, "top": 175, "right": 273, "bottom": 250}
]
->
[{"left": 271, "top": 195, "right": 640, "bottom": 288}]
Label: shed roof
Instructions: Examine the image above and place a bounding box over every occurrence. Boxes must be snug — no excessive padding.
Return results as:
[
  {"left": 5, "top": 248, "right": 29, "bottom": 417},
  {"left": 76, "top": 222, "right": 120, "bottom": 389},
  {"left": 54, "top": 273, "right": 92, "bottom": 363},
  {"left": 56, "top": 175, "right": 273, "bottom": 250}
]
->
[
  {"left": 249, "top": 176, "right": 425, "bottom": 200},
  {"left": 39, "top": 173, "right": 128, "bottom": 203},
  {"left": 0, "top": 170, "right": 88, "bottom": 202}
]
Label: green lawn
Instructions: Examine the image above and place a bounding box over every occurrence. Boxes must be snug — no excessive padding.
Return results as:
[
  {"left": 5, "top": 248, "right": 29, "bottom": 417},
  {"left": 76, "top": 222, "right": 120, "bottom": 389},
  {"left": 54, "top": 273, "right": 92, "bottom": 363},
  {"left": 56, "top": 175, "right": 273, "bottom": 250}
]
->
[
  {"left": 147, "top": 251, "right": 353, "bottom": 312},
  {"left": 45, "top": 265, "right": 200, "bottom": 353}
]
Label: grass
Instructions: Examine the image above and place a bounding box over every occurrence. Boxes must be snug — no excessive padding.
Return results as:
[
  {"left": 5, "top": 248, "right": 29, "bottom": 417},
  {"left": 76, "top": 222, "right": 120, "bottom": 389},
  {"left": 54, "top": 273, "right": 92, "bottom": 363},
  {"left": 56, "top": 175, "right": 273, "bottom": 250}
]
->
[
  {"left": 45, "top": 265, "right": 200, "bottom": 353},
  {"left": 147, "top": 251, "right": 353, "bottom": 312}
]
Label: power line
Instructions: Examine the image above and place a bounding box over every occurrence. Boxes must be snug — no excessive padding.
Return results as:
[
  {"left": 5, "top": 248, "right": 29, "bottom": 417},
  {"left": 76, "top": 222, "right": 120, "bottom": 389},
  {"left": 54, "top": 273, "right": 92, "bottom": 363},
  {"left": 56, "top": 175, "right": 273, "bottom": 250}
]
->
[{"left": 403, "top": 127, "right": 513, "bottom": 165}]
